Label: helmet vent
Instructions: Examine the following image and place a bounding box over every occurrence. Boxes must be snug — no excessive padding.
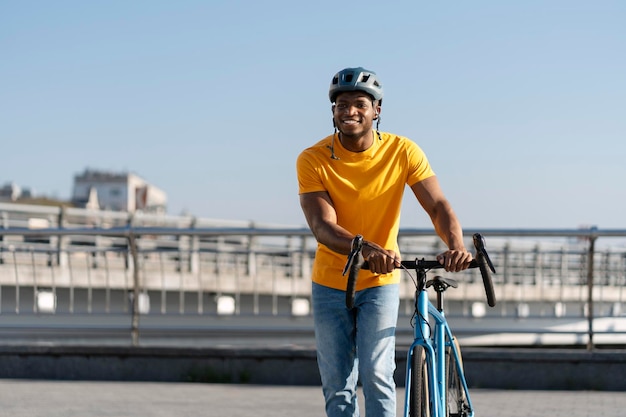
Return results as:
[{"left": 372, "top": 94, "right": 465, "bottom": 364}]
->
[{"left": 328, "top": 67, "right": 384, "bottom": 102}]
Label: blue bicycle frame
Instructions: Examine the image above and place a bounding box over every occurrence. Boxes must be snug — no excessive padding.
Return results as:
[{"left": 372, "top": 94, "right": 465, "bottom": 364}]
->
[
  {"left": 344, "top": 233, "right": 496, "bottom": 417},
  {"left": 403, "top": 286, "right": 474, "bottom": 417}
]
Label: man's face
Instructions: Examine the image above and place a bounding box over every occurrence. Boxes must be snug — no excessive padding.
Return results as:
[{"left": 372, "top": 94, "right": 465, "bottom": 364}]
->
[{"left": 332, "top": 91, "right": 380, "bottom": 138}]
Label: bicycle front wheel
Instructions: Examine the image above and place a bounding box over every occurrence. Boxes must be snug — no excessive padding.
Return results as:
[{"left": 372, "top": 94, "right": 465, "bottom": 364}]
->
[
  {"left": 446, "top": 338, "right": 471, "bottom": 417},
  {"left": 409, "top": 345, "right": 431, "bottom": 417}
]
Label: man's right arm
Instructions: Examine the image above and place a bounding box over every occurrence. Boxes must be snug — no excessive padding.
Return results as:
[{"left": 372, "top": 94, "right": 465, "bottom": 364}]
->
[
  {"left": 299, "top": 191, "right": 354, "bottom": 255},
  {"left": 299, "top": 191, "right": 400, "bottom": 273}
]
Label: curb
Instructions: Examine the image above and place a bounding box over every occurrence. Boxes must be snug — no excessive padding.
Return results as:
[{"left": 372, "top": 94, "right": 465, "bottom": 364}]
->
[{"left": 1, "top": 345, "right": 625, "bottom": 390}]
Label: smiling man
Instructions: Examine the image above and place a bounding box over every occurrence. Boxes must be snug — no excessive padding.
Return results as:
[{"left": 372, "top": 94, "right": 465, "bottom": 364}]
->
[{"left": 296, "top": 67, "right": 472, "bottom": 417}]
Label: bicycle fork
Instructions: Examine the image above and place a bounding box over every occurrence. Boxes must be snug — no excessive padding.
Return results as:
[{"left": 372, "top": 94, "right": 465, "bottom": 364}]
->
[
  {"left": 404, "top": 289, "right": 475, "bottom": 417},
  {"left": 403, "top": 288, "right": 443, "bottom": 417}
]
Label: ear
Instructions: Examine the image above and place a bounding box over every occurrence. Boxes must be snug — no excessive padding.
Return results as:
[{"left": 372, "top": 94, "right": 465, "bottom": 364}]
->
[{"left": 374, "top": 102, "right": 381, "bottom": 118}]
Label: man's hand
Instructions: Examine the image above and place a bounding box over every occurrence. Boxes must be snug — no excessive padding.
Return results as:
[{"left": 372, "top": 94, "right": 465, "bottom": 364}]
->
[
  {"left": 362, "top": 241, "right": 401, "bottom": 275},
  {"left": 436, "top": 249, "right": 473, "bottom": 272}
]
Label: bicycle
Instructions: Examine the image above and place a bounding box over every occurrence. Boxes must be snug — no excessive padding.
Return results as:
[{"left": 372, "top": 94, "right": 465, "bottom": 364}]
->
[{"left": 343, "top": 233, "right": 496, "bottom": 417}]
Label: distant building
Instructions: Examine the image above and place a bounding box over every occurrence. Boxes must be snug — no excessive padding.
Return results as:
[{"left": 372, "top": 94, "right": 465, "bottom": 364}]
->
[
  {"left": 71, "top": 169, "right": 167, "bottom": 214},
  {"left": 0, "top": 182, "right": 22, "bottom": 201}
]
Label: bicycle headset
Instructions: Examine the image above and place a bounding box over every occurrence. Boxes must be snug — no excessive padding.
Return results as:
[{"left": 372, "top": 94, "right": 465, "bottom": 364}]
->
[{"left": 328, "top": 67, "right": 384, "bottom": 104}]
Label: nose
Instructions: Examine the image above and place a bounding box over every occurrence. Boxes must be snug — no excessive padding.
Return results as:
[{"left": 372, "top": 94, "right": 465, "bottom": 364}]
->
[{"left": 339, "top": 104, "right": 358, "bottom": 115}]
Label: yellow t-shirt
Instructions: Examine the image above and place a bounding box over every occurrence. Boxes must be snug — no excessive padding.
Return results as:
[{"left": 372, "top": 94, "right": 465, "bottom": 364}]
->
[{"left": 296, "top": 130, "right": 435, "bottom": 291}]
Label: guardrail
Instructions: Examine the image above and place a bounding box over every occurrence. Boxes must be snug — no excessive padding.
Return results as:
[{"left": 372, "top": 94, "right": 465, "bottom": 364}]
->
[{"left": 1, "top": 203, "right": 625, "bottom": 349}]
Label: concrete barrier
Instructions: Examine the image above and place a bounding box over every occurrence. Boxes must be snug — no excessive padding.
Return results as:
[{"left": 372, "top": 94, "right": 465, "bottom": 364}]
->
[
  {"left": 458, "top": 348, "right": 626, "bottom": 391},
  {"left": 1, "top": 345, "right": 625, "bottom": 391}
]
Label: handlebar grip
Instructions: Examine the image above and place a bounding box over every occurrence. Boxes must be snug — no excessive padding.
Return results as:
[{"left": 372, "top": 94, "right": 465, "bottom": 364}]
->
[
  {"left": 476, "top": 251, "right": 496, "bottom": 307},
  {"left": 472, "top": 233, "right": 497, "bottom": 307},
  {"left": 346, "top": 253, "right": 362, "bottom": 309}
]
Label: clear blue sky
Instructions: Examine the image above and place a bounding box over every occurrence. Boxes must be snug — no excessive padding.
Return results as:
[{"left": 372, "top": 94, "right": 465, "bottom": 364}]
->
[{"left": 2, "top": 0, "right": 625, "bottom": 229}]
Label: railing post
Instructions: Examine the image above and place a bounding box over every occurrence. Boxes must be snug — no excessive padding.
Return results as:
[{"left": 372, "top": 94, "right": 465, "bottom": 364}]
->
[
  {"left": 533, "top": 244, "right": 542, "bottom": 286},
  {"left": 128, "top": 232, "right": 141, "bottom": 347},
  {"left": 501, "top": 243, "right": 510, "bottom": 316},
  {"left": 189, "top": 217, "right": 199, "bottom": 274},
  {"left": 0, "top": 212, "right": 6, "bottom": 264},
  {"left": 288, "top": 235, "right": 297, "bottom": 300},
  {"left": 247, "top": 223, "right": 257, "bottom": 278},
  {"left": 56, "top": 207, "right": 68, "bottom": 267},
  {"left": 125, "top": 213, "right": 134, "bottom": 270},
  {"left": 586, "top": 233, "right": 597, "bottom": 351},
  {"left": 299, "top": 236, "right": 309, "bottom": 279}
]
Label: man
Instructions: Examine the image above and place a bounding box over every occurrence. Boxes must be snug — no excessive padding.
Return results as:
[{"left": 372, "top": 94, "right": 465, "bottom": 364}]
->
[{"left": 296, "top": 67, "right": 473, "bottom": 417}]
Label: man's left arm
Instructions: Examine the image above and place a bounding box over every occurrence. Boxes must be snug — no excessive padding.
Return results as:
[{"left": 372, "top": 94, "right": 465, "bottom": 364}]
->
[{"left": 410, "top": 176, "right": 472, "bottom": 272}]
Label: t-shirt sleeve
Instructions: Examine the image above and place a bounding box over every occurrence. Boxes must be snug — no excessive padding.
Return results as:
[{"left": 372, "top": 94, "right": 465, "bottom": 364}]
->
[
  {"left": 296, "top": 151, "right": 326, "bottom": 194},
  {"left": 405, "top": 140, "right": 436, "bottom": 186}
]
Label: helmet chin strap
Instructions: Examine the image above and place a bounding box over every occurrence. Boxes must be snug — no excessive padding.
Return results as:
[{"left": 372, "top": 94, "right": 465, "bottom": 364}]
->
[{"left": 327, "top": 123, "right": 340, "bottom": 160}]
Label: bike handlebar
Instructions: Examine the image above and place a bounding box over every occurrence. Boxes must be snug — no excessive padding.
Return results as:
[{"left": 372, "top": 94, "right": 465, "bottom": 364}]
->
[{"left": 344, "top": 233, "right": 497, "bottom": 309}]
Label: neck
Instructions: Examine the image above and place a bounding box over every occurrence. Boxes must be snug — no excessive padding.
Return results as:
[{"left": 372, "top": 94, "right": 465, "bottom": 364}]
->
[{"left": 338, "top": 130, "right": 374, "bottom": 153}]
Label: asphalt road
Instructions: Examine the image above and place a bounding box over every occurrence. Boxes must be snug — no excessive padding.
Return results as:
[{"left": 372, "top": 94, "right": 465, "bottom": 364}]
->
[{"left": 1, "top": 380, "right": 624, "bottom": 417}]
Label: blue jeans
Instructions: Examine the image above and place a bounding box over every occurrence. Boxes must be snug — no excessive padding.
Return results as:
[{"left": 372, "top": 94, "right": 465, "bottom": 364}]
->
[{"left": 312, "top": 282, "right": 399, "bottom": 417}]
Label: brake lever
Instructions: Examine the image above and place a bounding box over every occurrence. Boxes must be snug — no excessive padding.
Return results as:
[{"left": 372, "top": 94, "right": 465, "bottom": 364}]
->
[
  {"left": 473, "top": 233, "right": 496, "bottom": 273},
  {"left": 342, "top": 235, "right": 363, "bottom": 276}
]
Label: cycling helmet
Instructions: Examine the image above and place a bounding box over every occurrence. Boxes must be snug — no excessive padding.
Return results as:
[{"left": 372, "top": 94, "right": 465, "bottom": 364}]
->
[{"left": 328, "top": 67, "right": 384, "bottom": 103}]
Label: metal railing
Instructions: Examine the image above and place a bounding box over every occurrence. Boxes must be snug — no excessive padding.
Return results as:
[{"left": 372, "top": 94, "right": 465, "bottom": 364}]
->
[{"left": 1, "top": 203, "right": 626, "bottom": 348}]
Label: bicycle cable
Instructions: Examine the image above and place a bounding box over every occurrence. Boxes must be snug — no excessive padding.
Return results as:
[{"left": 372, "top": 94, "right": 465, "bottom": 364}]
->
[
  {"left": 357, "top": 243, "right": 432, "bottom": 333},
  {"left": 412, "top": 267, "right": 434, "bottom": 339}
]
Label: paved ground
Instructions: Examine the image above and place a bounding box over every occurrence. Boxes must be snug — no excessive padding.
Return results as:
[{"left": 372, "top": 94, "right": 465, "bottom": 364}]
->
[{"left": 1, "top": 380, "right": 624, "bottom": 417}]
